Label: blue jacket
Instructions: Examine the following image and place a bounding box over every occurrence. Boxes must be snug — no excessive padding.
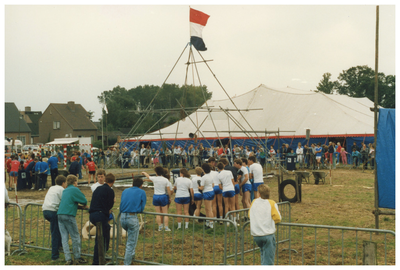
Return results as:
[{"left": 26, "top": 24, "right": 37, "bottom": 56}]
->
[
  {"left": 48, "top": 156, "right": 59, "bottom": 170},
  {"left": 119, "top": 187, "right": 147, "bottom": 213},
  {"left": 35, "top": 161, "right": 42, "bottom": 173},
  {"left": 39, "top": 162, "right": 50, "bottom": 175}
]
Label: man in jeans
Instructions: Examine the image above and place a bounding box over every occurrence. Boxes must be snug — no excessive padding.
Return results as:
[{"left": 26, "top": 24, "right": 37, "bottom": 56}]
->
[
  {"left": 57, "top": 175, "right": 88, "bottom": 265},
  {"left": 42, "top": 175, "right": 67, "bottom": 261},
  {"left": 89, "top": 173, "right": 115, "bottom": 265},
  {"left": 249, "top": 184, "right": 281, "bottom": 265},
  {"left": 119, "top": 177, "right": 147, "bottom": 265}
]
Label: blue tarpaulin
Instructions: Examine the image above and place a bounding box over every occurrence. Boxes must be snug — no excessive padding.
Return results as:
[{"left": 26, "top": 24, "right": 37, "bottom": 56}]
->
[{"left": 376, "top": 108, "right": 395, "bottom": 209}]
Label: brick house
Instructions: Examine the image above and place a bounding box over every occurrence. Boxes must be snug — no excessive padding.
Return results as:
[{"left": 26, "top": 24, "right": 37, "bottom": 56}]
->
[
  {"left": 39, "top": 101, "right": 97, "bottom": 143},
  {"left": 5, "top": 102, "right": 32, "bottom": 145}
]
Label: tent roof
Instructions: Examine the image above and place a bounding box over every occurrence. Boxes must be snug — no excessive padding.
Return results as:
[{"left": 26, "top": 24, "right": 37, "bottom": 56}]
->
[{"left": 130, "top": 84, "right": 374, "bottom": 141}]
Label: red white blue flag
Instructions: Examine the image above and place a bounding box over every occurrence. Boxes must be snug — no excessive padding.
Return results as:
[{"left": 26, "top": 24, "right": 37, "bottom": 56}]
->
[{"left": 190, "top": 8, "right": 210, "bottom": 51}]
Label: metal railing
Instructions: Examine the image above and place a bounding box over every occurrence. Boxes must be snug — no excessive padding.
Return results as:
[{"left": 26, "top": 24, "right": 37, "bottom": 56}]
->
[
  {"left": 223, "top": 201, "right": 291, "bottom": 264},
  {"left": 20, "top": 203, "right": 116, "bottom": 263},
  {"left": 240, "top": 221, "right": 395, "bottom": 265},
  {"left": 5, "top": 201, "right": 395, "bottom": 265},
  {"left": 114, "top": 211, "right": 238, "bottom": 265},
  {"left": 5, "top": 202, "right": 24, "bottom": 255}
]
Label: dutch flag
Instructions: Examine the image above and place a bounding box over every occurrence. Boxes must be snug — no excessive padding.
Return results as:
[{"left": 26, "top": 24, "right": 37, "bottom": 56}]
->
[{"left": 190, "top": 8, "right": 210, "bottom": 51}]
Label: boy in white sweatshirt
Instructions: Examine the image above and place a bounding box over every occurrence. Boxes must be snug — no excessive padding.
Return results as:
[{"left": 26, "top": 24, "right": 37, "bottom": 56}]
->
[{"left": 248, "top": 184, "right": 281, "bottom": 265}]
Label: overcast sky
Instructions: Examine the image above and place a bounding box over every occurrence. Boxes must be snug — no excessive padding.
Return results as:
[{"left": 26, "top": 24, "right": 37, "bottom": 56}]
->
[{"left": 3, "top": 2, "right": 396, "bottom": 122}]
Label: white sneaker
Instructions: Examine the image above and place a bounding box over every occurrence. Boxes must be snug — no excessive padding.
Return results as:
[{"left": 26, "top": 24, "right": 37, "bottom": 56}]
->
[
  {"left": 158, "top": 226, "right": 163, "bottom": 232},
  {"left": 31, "top": 187, "right": 35, "bottom": 190},
  {"left": 38, "top": 189, "right": 43, "bottom": 191},
  {"left": 164, "top": 227, "right": 171, "bottom": 232}
]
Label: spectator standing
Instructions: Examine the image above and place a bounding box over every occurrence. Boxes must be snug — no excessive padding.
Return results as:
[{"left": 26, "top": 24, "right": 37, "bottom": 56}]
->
[
  {"left": 295, "top": 143, "right": 304, "bottom": 169},
  {"left": 39, "top": 158, "right": 50, "bottom": 191},
  {"left": 42, "top": 175, "right": 67, "bottom": 261},
  {"left": 86, "top": 157, "right": 98, "bottom": 185},
  {"left": 91, "top": 169, "right": 106, "bottom": 193},
  {"left": 200, "top": 163, "right": 215, "bottom": 228},
  {"left": 48, "top": 154, "right": 59, "bottom": 186},
  {"left": 9, "top": 155, "right": 19, "bottom": 191},
  {"left": 142, "top": 167, "right": 171, "bottom": 231},
  {"left": 89, "top": 173, "right": 115, "bottom": 265},
  {"left": 249, "top": 184, "right": 281, "bottom": 265},
  {"left": 173, "top": 168, "right": 192, "bottom": 230},
  {"left": 351, "top": 149, "right": 360, "bottom": 168},
  {"left": 69, "top": 157, "right": 80, "bottom": 177},
  {"left": 248, "top": 156, "right": 264, "bottom": 199},
  {"left": 119, "top": 177, "right": 147, "bottom": 265},
  {"left": 57, "top": 175, "right": 88, "bottom": 265}
]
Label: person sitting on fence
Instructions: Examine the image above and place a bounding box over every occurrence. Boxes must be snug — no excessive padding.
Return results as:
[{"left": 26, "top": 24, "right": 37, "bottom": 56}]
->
[
  {"left": 57, "top": 175, "right": 88, "bottom": 265},
  {"left": 120, "top": 176, "right": 147, "bottom": 265},
  {"left": 42, "top": 175, "right": 67, "bottom": 261},
  {"left": 174, "top": 168, "right": 192, "bottom": 230},
  {"left": 142, "top": 167, "right": 171, "bottom": 231},
  {"left": 89, "top": 173, "right": 115, "bottom": 265},
  {"left": 249, "top": 184, "right": 281, "bottom": 265}
]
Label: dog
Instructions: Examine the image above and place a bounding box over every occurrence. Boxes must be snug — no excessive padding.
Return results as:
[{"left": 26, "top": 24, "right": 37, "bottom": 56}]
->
[{"left": 5, "top": 229, "right": 12, "bottom": 256}]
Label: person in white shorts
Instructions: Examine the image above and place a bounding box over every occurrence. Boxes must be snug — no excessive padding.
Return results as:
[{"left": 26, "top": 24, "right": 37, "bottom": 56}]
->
[{"left": 248, "top": 156, "right": 264, "bottom": 199}]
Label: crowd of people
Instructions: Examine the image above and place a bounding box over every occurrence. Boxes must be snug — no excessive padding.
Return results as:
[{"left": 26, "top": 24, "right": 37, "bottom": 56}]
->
[
  {"left": 92, "top": 141, "right": 376, "bottom": 171},
  {"left": 5, "top": 153, "right": 281, "bottom": 265}
]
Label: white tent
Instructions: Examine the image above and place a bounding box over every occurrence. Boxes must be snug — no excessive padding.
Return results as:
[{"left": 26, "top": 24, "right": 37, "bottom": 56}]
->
[{"left": 128, "top": 84, "right": 374, "bottom": 142}]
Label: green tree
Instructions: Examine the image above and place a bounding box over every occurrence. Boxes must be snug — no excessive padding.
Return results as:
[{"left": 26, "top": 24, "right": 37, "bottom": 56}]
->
[
  {"left": 316, "top": 72, "right": 336, "bottom": 94},
  {"left": 98, "top": 84, "right": 212, "bottom": 134},
  {"left": 319, "top": 65, "right": 395, "bottom": 108}
]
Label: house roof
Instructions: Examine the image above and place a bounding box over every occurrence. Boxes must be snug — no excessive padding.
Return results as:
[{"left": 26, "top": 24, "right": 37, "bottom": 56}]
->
[
  {"left": 49, "top": 102, "right": 97, "bottom": 130},
  {"left": 5, "top": 103, "right": 32, "bottom": 133},
  {"left": 23, "top": 111, "right": 42, "bottom": 136}
]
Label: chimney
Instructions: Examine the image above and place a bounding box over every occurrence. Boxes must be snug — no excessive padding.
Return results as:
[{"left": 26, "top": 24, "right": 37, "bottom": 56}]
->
[
  {"left": 25, "top": 106, "right": 31, "bottom": 112},
  {"left": 68, "top": 101, "right": 75, "bottom": 112}
]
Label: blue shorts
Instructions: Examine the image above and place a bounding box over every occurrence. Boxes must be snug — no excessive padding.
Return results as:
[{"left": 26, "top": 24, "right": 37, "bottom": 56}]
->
[
  {"left": 234, "top": 184, "right": 240, "bottom": 195},
  {"left": 175, "top": 196, "right": 190, "bottom": 205},
  {"left": 203, "top": 191, "right": 215, "bottom": 201},
  {"left": 10, "top": 171, "right": 18, "bottom": 177},
  {"left": 108, "top": 213, "right": 113, "bottom": 221},
  {"left": 222, "top": 190, "right": 235, "bottom": 198},
  {"left": 213, "top": 185, "right": 222, "bottom": 195},
  {"left": 153, "top": 194, "right": 168, "bottom": 207},
  {"left": 194, "top": 193, "right": 203, "bottom": 201},
  {"left": 242, "top": 184, "right": 252, "bottom": 193},
  {"left": 252, "top": 182, "right": 263, "bottom": 192}
]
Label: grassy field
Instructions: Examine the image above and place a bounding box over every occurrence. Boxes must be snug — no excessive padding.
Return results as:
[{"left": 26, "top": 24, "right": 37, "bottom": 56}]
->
[{"left": 4, "top": 167, "right": 396, "bottom": 265}]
